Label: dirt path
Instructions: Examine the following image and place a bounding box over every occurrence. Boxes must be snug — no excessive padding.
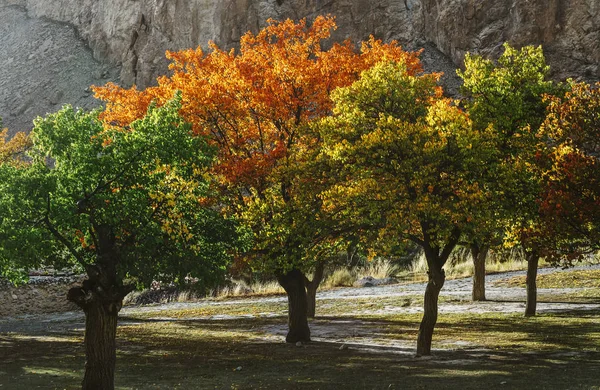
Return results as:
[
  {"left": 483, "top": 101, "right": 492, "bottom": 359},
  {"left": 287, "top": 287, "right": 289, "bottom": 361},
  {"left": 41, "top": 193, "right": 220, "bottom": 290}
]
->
[{"left": 2, "top": 264, "right": 599, "bottom": 337}]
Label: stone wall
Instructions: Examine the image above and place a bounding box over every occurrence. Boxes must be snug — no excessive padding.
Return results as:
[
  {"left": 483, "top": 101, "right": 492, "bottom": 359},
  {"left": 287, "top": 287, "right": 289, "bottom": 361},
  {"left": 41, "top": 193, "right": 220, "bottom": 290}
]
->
[{"left": 0, "top": 276, "right": 83, "bottom": 318}]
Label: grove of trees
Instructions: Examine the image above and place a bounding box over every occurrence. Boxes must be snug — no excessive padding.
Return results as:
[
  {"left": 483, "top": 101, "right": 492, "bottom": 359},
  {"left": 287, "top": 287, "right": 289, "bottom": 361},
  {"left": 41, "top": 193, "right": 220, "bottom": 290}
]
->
[{"left": 1, "top": 16, "right": 598, "bottom": 390}]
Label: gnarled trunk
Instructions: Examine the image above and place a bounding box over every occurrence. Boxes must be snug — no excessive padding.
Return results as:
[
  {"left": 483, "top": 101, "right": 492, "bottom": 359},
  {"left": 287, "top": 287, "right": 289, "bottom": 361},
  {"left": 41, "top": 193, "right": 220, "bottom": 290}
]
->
[
  {"left": 68, "top": 275, "right": 127, "bottom": 390},
  {"left": 305, "top": 262, "right": 325, "bottom": 318},
  {"left": 277, "top": 269, "right": 311, "bottom": 343},
  {"left": 67, "top": 234, "right": 133, "bottom": 390},
  {"left": 416, "top": 265, "right": 445, "bottom": 356},
  {"left": 471, "top": 243, "right": 489, "bottom": 301},
  {"left": 525, "top": 250, "right": 539, "bottom": 317}
]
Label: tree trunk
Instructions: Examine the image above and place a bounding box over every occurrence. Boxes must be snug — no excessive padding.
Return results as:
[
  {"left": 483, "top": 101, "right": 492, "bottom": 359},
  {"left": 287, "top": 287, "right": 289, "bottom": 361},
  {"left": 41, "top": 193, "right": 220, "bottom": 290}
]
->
[
  {"left": 305, "top": 262, "right": 325, "bottom": 318},
  {"left": 277, "top": 269, "right": 311, "bottom": 343},
  {"left": 414, "top": 223, "right": 460, "bottom": 356},
  {"left": 525, "top": 251, "right": 539, "bottom": 317},
  {"left": 68, "top": 277, "right": 126, "bottom": 390},
  {"left": 67, "top": 254, "right": 132, "bottom": 390},
  {"left": 416, "top": 265, "right": 445, "bottom": 356},
  {"left": 82, "top": 302, "right": 119, "bottom": 390},
  {"left": 471, "top": 244, "right": 489, "bottom": 301}
]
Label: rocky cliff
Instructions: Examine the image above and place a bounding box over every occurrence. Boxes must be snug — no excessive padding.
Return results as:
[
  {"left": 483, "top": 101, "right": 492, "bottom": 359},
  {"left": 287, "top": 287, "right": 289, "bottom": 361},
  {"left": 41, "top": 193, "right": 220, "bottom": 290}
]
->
[{"left": 0, "top": 0, "right": 598, "bottom": 133}]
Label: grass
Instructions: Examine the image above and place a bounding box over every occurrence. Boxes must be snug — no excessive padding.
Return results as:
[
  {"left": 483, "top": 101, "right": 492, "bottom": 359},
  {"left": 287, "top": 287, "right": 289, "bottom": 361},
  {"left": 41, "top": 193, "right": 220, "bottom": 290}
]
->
[
  {"left": 365, "top": 311, "right": 600, "bottom": 352},
  {"left": 408, "top": 248, "right": 545, "bottom": 282},
  {"left": 493, "top": 269, "right": 600, "bottom": 289},
  {"left": 3, "top": 266, "right": 600, "bottom": 389},
  {"left": 321, "top": 258, "right": 400, "bottom": 289},
  {"left": 322, "top": 268, "right": 355, "bottom": 288},
  {"left": 128, "top": 298, "right": 288, "bottom": 320},
  {"left": 2, "top": 309, "right": 600, "bottom": 389},
  {"left": 215, "top": 280, "right": 284, "bottom": 298}
]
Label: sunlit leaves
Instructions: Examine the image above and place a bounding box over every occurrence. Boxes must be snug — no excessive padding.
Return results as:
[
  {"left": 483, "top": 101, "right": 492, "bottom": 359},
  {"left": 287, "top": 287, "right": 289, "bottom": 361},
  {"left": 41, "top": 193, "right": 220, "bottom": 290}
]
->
[
  {"left": 0, "top": 98, "right": 247, "bottom": 287},
  {"left": 537, "top": 81, "right": 600, "bottom": 263},
  {"left": 318, "top": 61, "right": 490, "bottom": 258},
  {"left": 0, "top": 127, "right": 31, "bottom": 167},
  {"left": 457, "top": 43, "right": 560, "bottom": 253},
  {"left": 94, "top": 16, "right": 421, "bottom": 274}
]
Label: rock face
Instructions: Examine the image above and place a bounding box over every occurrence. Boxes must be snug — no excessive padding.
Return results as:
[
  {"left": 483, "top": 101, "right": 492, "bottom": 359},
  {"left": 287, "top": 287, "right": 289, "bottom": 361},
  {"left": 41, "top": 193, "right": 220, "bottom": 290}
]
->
[
  {"left": 0, "top": 4, "right": 119, "bottom": 134},
  {"left": 353, "top": 276, "right": 398, "bottom": 288},
  {"left": 0, "top": 0, "right": 598, "bottom": 128},
  {"left": 421, "top": 0, "right": 599, "bottom": 82}
]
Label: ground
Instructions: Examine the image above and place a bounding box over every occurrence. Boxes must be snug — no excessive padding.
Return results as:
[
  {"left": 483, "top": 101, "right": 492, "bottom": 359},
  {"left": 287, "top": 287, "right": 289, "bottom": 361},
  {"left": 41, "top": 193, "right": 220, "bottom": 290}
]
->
[{"left": 1, "top": 266, "right": 599, "bottom": 389}]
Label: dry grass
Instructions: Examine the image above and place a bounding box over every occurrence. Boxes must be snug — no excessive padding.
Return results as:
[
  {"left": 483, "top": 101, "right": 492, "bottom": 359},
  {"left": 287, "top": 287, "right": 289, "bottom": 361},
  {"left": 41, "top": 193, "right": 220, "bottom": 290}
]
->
[
  {"left": 322, "top": 258, "right": 400, "bottom": 288},
  {"left": 322, "top": 268, "right": 355, "bottom": 288},
  {"left": 356, "top": 258, "right": 399, "bottom": 279},
  {"left": 407, "top": 247, "right": 543, "bottom": 282},
  {"left": 215, "top": 280, "right": 284, "bottom": 298}
]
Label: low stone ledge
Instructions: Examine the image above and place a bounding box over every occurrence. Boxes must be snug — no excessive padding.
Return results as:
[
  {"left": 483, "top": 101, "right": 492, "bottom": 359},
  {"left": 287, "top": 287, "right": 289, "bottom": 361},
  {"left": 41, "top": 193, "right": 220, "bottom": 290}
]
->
[
  {"left": 353, "top": 276, "right": 398, "bottom": 288},
  {"left": 0, "top": 275, "right": 84, "bottom": 317}
]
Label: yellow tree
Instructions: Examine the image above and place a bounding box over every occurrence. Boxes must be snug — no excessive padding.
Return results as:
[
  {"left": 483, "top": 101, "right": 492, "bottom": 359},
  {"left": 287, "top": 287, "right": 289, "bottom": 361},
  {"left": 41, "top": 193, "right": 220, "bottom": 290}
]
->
[
  {"left": 0, "top": 118, "right": 31, "bottom": 166},
  {"left": 457, "top": 44, "right": 558, "bottom": 305},
  {"left": 94, "top": 16, "right": 420, "bottom": 342},
  {"left": 317, "top": 61, "right": 493, "bottom": 355}
]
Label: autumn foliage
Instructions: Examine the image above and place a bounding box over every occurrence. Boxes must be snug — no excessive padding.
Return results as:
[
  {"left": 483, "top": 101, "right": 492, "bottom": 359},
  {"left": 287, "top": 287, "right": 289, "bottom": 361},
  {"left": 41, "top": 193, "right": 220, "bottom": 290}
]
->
[
  {"left": 94, "top": 16, "right": 428, "bottom": 344},
  {"left": 538, "top": 81, "right": 600, "bottom": 263},
  {"left": 0, "top": 128, "right": 31, "bottom": 166},
  {"left": 94, "top": 16, "right": 421, "bottom": 191}
]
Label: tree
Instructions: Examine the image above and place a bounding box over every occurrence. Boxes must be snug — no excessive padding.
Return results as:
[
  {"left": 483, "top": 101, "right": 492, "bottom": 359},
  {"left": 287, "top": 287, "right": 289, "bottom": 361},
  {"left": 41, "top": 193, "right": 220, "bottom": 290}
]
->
[
  {"left": 94, "top": 16, "right": 420, "bottom": 342},
  {"left": 457, "top": 43, "right": 557, "bottom": 307},
  {"left": 0, "top": 122, "right": 34, "bottom": 282},
  {"left": 537, "top": 81, "right": 600, "bottom": 263},
  {"left": 317, "top": 61, "right": 492, "bottom": 355},
  {"left": 0, "top": 98, "right": 246, "bottom": 389}
]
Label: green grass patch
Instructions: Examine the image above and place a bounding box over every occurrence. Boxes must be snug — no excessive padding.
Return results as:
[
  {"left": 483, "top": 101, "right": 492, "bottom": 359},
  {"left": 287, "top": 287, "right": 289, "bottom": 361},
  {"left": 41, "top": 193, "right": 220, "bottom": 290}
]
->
[
  {"left": 493, "top": 269, "right": 600, "bottom": 289},
  {"left": 128, "top": 299, "right": 288, "bottom": 320}
]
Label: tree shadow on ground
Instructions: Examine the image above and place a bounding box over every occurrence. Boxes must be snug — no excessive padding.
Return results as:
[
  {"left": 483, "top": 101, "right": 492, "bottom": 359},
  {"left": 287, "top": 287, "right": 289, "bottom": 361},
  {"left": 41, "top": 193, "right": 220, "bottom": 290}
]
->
[{"left": 2, "top": 309, "right": 599, "bottom": 389}]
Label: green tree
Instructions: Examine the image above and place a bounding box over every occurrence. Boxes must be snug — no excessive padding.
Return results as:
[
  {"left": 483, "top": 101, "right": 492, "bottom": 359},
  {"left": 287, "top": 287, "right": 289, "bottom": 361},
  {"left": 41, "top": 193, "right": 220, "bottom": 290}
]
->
[
  {"left": 318, "top": 61, "right": 493, "bottom": 355},
  {"left": 458, "top": 43, "right": 558, "bottom": 309},
  {"left": 0, "top": 98, "right": 247, "bottom": 389}
]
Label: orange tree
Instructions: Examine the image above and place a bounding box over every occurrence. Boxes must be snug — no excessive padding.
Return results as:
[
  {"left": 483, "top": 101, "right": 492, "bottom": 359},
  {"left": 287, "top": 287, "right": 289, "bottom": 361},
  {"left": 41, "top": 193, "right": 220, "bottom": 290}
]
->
[
  {"left": 317, "top": 61, "right": 493, "bottom": 356},
  {"left": 537, "top": 81, "right": 600, "bottom": 263},
  {"left": 457, "top": 44, "right": 558, "bottom": 308},
  {"left": 94, "top": 16, "right": 420, "bottom": 343}
]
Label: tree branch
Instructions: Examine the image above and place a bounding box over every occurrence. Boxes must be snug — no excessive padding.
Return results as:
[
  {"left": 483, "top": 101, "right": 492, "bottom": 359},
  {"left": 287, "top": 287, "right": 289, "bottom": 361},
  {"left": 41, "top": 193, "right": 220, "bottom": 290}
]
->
[
  {"left": 440, "top": 226, "right": 462, "bottom": 264},
  {"left": 43, "top": 194, "right": 86, "bottom": 266}
]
